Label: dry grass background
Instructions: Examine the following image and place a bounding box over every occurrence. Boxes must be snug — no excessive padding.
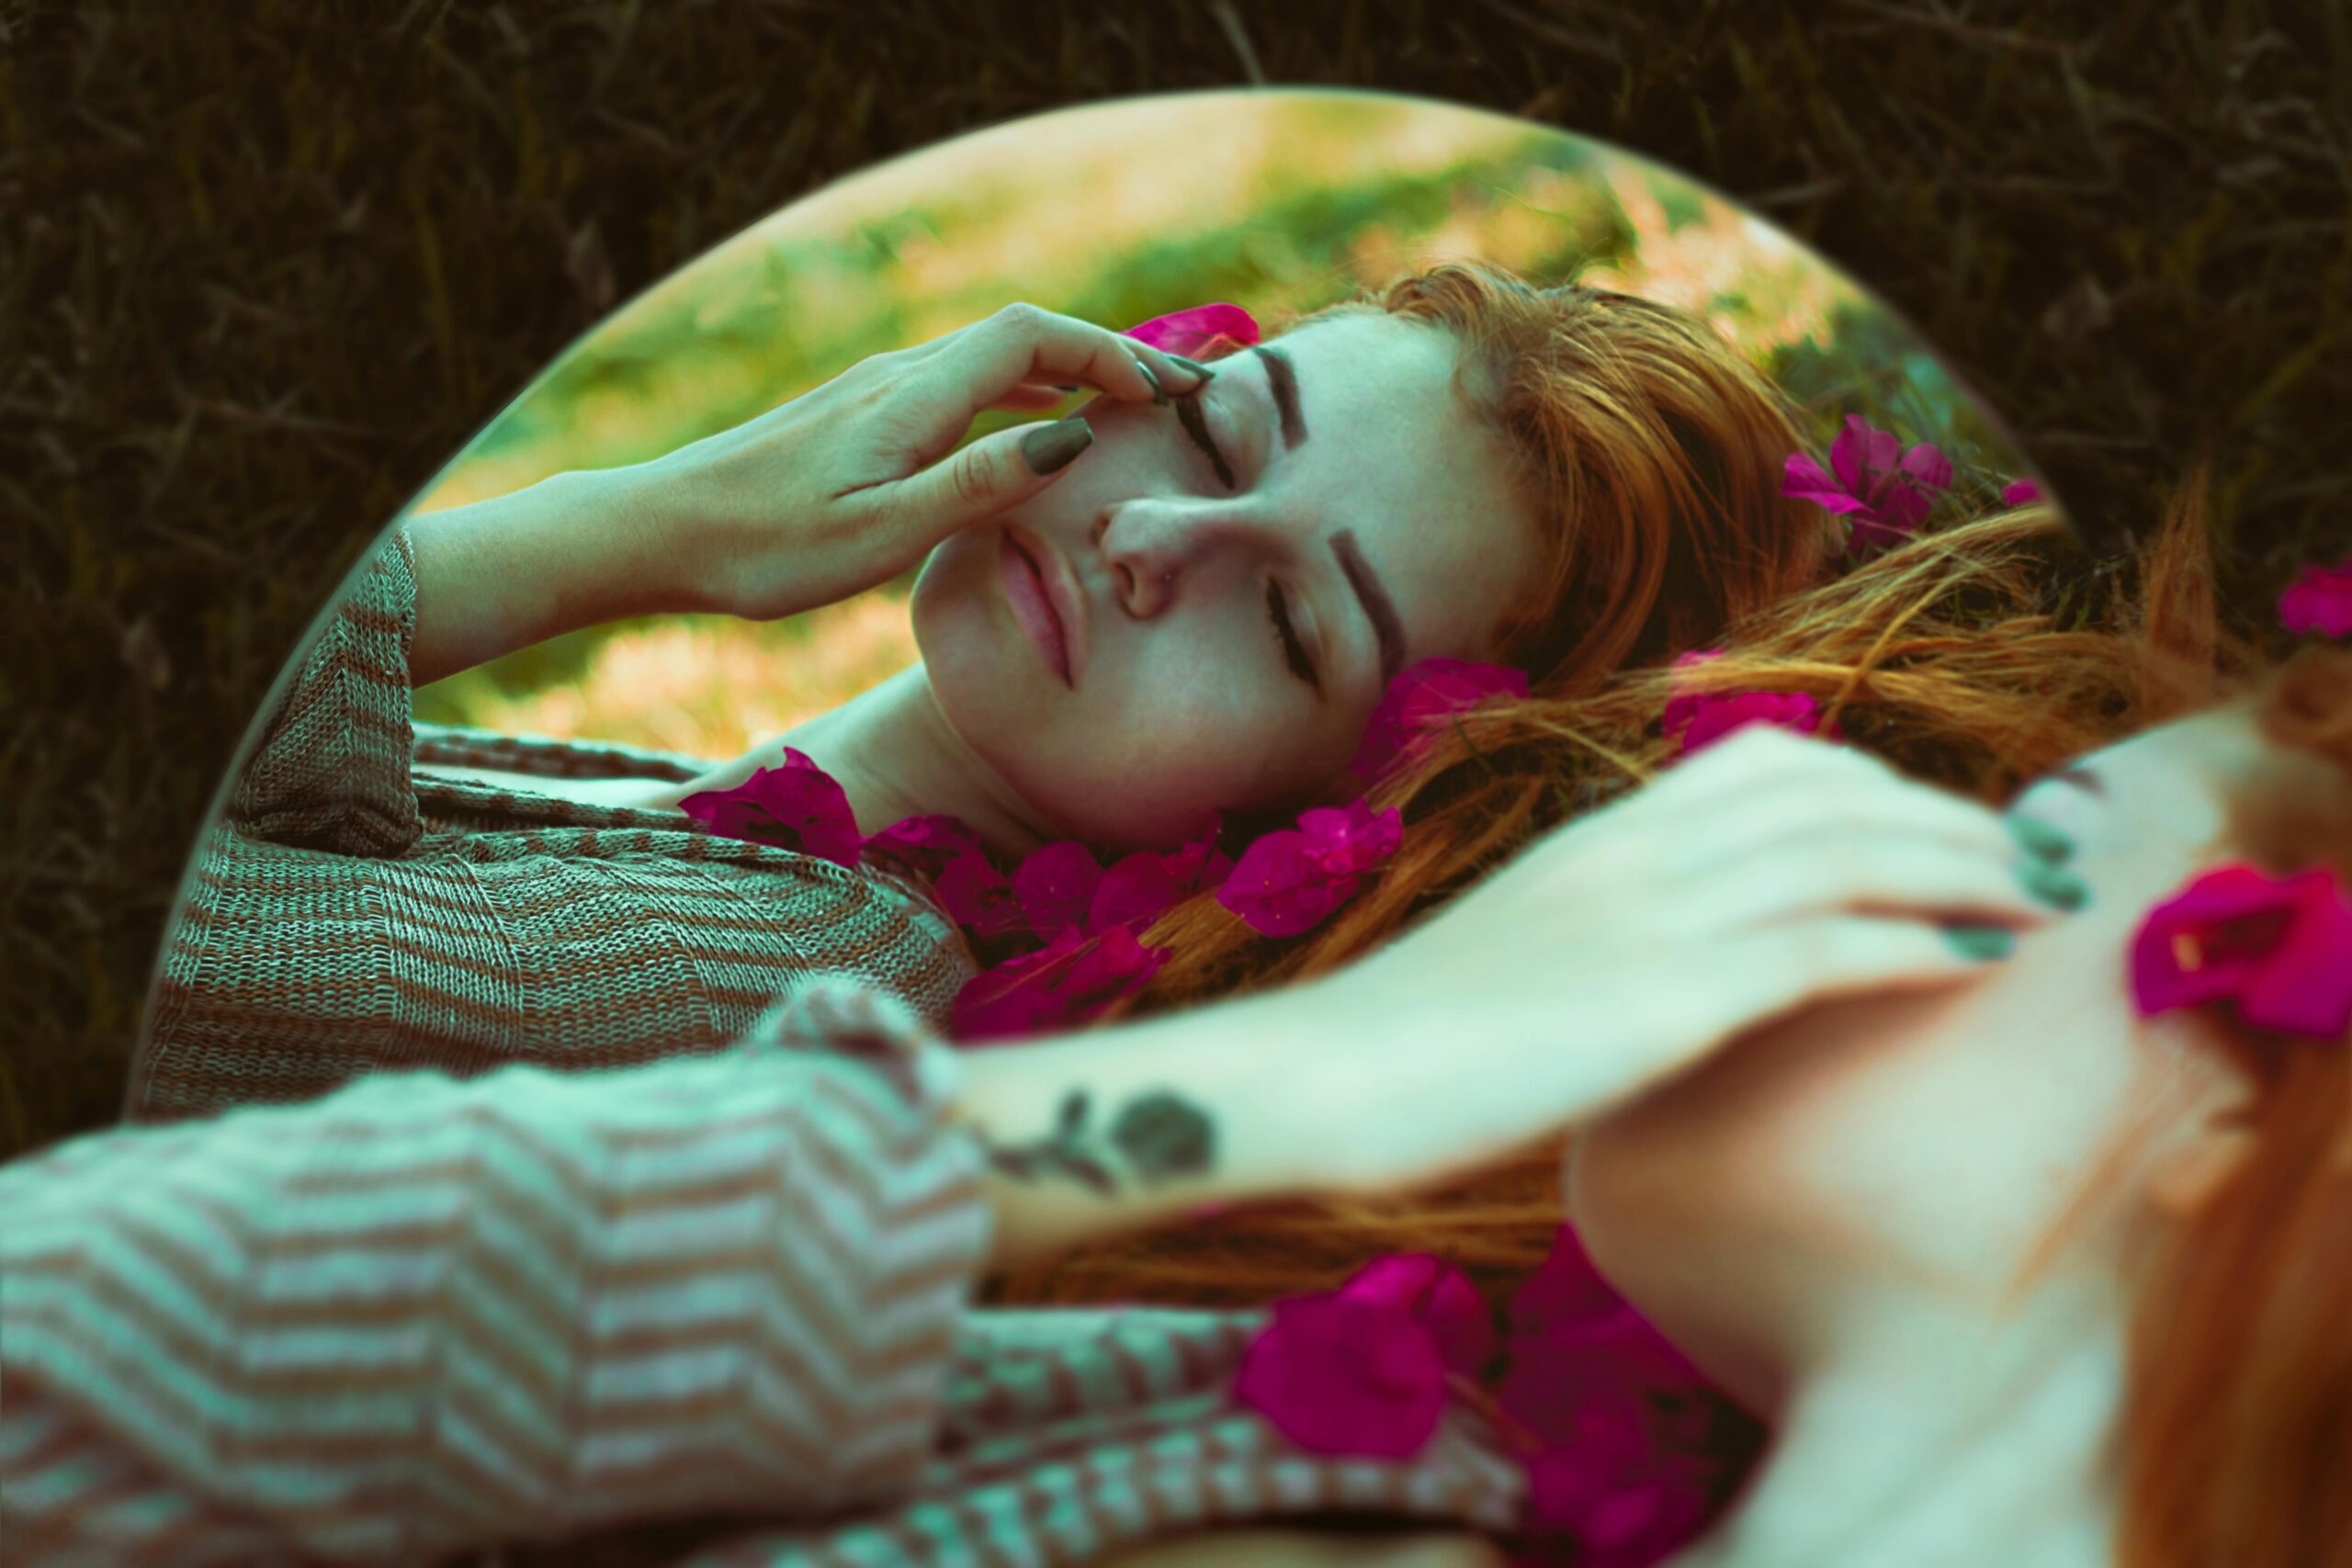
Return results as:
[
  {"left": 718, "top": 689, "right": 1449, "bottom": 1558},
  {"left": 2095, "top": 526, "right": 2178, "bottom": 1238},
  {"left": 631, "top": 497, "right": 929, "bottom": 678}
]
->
[{"left": 4, "top": 0, "right": 2347, "bottom": 1159}]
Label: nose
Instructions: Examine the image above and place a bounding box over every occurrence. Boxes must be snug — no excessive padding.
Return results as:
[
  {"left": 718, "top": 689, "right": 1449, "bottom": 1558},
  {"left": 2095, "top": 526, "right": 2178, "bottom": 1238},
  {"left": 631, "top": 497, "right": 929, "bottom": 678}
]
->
[{"left": 1096, "top": 499, "right": 1283, "bottom": 618}]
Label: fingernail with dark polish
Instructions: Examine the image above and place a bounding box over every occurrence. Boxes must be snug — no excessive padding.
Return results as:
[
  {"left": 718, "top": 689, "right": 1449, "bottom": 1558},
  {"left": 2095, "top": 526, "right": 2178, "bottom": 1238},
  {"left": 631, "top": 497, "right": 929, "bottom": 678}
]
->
[
  {"left": 2018, "top": 859, "right": 2091, "bottom": 911},
  {"left": 1133, "top": 357, "right": 1170, "bottom": 406},
  {"left": 1022, "top": 417, "right": 1094, "bottom": 475},
  {"left": 1165, "top": 354, "right": 1216, "bottom": 385},
  {"left": 1942, "top": 923, "right": 2016, "bottom": 962},
  {"left": 2007, "top": 817, "right": 2075, "bottom": 863}
]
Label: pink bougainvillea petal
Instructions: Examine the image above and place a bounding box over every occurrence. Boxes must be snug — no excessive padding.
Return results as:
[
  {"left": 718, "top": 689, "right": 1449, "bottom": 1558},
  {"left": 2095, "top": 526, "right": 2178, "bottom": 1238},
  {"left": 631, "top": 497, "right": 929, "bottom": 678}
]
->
[
  {"left": 1521, "top": 1445, "right": 1713, "bottom": 1568},
  {"left": 679, "top": 749, "right": 863, "bottom": 867},
  {"left": 950, "top": 924, "right": 1169, "bottom": 1043},
  {"left": 1351, "top": 658, "right": 1531, "bottom": 783},
  {"left": 1296, "top": 799, "right": 1404, "bottom": 878},
  {"left": 2278, "top": 558, "right": 2352, "bottom": 638},
  {"left": 1012, "top": 840, "right": 1104, "bottom": 942},
  {"left": 863, "top": 813, "right": 989, "bottom": 881},
  {"left": 1679, "top": 691, "right": 1837, "bottom": 755},
  {"left": 2001, "top": 478, "right": 2046, "bottom": 507},
  {"left": 1898, "top": 440, "right": 1954, "bottom": 495},
  {"left": 1786, "top": 415, "right": 1951, "bottom": 560},
  {"left": 1216, "top": 829, "right": 1356, "bottom": 938},
  {"left": 1122, "top": 303, "right": 1261, "bottom": 358},
  {"left": 1508, "top": 1224, "right": 1637, "bottom": 1338},
  {"left": 1234, "top": 1294, "right": 1450, "bottom": 1459},
  {"left": 1779, "top": 451, "right": 1869, "bottom": 515},
  {"left": 933, "top": 850, "right": 1034, "bottom": 951},
  {"left": 2131, "top": 863, "right": 2352, "bottom": 1041},
  {"left": 1339, "top": 1254, "right": 1498, "bottom": 1378}
]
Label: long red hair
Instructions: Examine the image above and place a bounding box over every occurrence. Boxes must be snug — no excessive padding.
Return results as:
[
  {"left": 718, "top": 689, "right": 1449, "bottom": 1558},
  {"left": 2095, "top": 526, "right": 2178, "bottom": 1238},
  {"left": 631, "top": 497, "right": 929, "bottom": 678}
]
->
[{"left": 2115, "top": 642, "right": 2352, "bottom": 1568}]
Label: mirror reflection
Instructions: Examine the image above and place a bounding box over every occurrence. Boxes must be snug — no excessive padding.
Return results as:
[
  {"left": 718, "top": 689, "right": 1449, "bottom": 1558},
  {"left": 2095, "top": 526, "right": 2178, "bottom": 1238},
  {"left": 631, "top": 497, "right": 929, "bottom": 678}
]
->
[{"left": 39, "top": 94, "right": 2339, "bottom": 1568}]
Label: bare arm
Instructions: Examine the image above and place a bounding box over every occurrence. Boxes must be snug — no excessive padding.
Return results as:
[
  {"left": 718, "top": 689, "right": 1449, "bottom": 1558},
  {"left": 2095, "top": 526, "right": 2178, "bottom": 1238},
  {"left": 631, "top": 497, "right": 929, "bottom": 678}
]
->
[
  {"left": 948, "top": 976, "right": 1346, "bottom": 1273},
  {"left": 402, "top": 467, "right": 686, "bottom": 686}
]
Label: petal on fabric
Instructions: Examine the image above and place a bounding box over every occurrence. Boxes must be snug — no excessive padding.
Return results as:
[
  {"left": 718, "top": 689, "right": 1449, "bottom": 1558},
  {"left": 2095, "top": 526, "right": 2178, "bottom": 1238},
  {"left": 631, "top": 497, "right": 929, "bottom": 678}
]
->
[
  {"left": 1216, "top": 829, "right": 1358, "bottom": 937},
  {"left": 1012, "top": 840, "right": 1104, "bottom": 942},
  {"left": 678, "top": 749, "right": 863, "bottom": 867},
  {"left": 2279, "top": 558, "right": 2352, "bottom": 638},
  {"left": 2001, "top": 478, "right": 2046, "bottom": 507},
  {"left": 1234, "top": 1294, "right": 1451, "bottom": 1459},
  {"left": 1122, "top": 302, "right": 1262, "bottom": 357},
  {"left": 863, "top": 813, "right": 990, "bottom": 881},
  {"left": 1338, "top": 1255, "right": 1498, "bottom": 1378}
]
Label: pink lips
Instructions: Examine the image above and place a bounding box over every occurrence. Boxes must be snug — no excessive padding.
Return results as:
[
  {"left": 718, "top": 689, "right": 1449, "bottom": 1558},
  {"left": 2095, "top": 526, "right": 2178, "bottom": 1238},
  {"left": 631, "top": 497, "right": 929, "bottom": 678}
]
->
[{"left": 1000, "top": 533, "right": 1072, "bottom": 686}]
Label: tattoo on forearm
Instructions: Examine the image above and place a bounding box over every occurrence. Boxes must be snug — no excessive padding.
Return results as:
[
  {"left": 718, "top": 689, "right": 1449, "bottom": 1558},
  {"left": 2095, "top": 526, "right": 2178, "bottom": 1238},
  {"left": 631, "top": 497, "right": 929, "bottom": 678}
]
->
[{"left": 983, "top": 1089, "right": 1216, "bottom": 1195}]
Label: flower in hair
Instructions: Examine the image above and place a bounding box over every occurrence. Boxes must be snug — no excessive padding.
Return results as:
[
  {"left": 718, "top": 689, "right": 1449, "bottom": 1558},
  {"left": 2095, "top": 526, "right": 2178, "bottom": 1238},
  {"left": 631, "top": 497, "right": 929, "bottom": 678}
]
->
[
  {"left": 1121, "top": 302, "right": 1261, "bottom": 359},
  {"left": 1351, "top": 657, "right": 1532, "bottom": 784},
  {"left": 1663, "top": 650, "right": 1842, "bottom": 758},
  {"left": 2131, "top": 863, "right": 2352, "bottom": 1041},
  {"left": 1217, "top": 797, "right": 1403, "bottom": 937},
  {"left": 679, "top": 749, "right": 863, "bottom": 867},
  {"left": 2000, "top": 478, "right": 2045, "bottom": 507},
  {"left": 1235, "top": 1253, "right": 1488, "bottom": 1458},
  {"left": 2279, "top": 556, "right": 2352, "bottom": 638},
  {"left": 1781, "top": 413, "right": 1953, "bottom": 558},
  {"left": 950, "top": 923, "right": 1170, "bottom": 1043}
]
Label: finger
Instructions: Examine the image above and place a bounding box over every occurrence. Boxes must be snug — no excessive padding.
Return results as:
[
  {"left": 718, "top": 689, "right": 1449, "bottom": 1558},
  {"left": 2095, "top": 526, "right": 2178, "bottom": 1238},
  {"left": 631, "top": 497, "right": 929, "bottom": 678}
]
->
[
  {"left": 921, "top": 301, "right": 1210, "bottom": 416},
  {"left": 1661, "top": 756, "right": 2030, "bottom": 874},
  {"left": 1702, "top": 828, "right": 2078, "bottom": 931},
  {"left": 1708, "top": 914, "right": 2021, "bottom": 1030},
  {"left": 983, "top": 384, "right": 1080, "bottom": 413},
  {"left": 857, "top": 416, "right": 1096, "bottom": 541}
]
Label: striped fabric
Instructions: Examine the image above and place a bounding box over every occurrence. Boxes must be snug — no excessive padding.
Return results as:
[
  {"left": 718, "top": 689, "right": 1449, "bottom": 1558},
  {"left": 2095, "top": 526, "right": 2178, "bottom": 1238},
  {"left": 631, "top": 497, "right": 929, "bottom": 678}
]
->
[
  {"left": 5, "top": 984, "right": 1527, "bottom": 1567},
  {"left": 132, "top": 522, "right": 979, "bottom": 1124}
]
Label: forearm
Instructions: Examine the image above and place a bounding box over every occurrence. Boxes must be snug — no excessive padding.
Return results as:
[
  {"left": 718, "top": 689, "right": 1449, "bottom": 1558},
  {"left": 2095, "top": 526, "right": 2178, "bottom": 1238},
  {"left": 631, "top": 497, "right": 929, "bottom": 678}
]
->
[
  {"left": 404, "top": 465, "right": 688, "bottom": 684},
  {"left": 953, "top": 977, "right": 1346, "bottom": 1272}
]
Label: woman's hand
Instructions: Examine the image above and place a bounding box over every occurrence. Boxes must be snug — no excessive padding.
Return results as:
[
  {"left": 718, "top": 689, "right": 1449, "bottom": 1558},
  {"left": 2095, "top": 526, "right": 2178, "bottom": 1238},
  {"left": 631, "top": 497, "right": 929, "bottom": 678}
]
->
[
  {"left": 1314, "top": 726, "right": 2083, "bottom": 1196},
  {"left": 632, "top": 301, "right": 1207, "bottom": 621}
]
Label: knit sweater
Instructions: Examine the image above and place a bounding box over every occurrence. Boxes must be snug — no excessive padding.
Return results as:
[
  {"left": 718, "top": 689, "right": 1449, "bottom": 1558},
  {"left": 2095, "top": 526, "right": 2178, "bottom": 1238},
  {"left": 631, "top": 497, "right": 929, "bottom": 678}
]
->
[
  {"left": 131, "top": 522, "right": 978, "bottom": 1124},
  {"left": 53, "top": 522, "right": 1532, "bottom": 1564},
  {"left": 7, "top": 981, "right": 1526, "bottom": 1567}
]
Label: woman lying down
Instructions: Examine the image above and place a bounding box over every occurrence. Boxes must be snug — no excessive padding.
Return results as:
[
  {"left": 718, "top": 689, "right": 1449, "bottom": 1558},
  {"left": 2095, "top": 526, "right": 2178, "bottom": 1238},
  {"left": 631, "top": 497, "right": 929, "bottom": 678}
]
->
[{"left": 9, "top": 470, "right": 2349, "bottom": 1567}]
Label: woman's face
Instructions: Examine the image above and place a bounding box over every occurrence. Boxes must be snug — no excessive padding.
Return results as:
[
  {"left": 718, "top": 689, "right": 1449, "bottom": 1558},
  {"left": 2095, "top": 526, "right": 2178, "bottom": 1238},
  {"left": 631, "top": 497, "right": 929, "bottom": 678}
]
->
[
  {"left": 1566, "top": 705, "right": 2308, "bottom": 1407},
  {"left": 910, "top": 311, "right": 1541, "bottom": 848}
]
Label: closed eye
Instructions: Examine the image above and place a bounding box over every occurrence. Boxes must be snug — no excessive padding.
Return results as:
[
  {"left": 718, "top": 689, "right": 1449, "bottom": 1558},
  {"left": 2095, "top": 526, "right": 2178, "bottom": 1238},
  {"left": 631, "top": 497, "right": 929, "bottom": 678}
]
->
[
  {"left": 1174, "top": 389, "right": 1237, "bottom": 491},
  {"left": 1266, "top": 581, "right": 1319, "bottom": 689}
]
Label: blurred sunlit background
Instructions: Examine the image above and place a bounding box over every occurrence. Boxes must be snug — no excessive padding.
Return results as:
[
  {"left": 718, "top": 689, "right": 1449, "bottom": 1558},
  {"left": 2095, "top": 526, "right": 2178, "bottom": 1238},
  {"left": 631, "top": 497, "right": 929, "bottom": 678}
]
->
[{"left": 408, "top": 91, "right": 2031, "bottom": 762}]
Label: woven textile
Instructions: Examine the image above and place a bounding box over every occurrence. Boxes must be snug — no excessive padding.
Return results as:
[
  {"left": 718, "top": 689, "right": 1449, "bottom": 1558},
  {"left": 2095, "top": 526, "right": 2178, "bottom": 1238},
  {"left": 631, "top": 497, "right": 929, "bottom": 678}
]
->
[
  {"left": 6, "top": 983, "right": 1526, "bottom": 1567},
  {"left": 131, "top": 523, "right": 979, "bottom": 1123}
]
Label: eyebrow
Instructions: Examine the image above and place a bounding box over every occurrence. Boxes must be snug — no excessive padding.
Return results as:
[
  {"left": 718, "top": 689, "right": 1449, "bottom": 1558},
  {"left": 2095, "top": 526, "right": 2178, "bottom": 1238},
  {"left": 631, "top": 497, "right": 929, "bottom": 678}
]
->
[
  {"left": 1252, "top": 345, "right": 1305, "bottom": 450},
  {"left": 1332, "top": 529, "right": 1405, "bottom": 684}
]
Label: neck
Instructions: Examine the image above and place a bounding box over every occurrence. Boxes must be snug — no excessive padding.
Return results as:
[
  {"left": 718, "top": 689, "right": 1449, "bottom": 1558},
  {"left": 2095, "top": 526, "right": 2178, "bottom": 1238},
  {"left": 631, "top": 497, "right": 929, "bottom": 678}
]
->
[
  {"left": 1672, "top": 1285, "right": 2123, "bottom": 1568},
  {"left": 637, "top": 665, "right": 1056, "bottom": 858}
]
